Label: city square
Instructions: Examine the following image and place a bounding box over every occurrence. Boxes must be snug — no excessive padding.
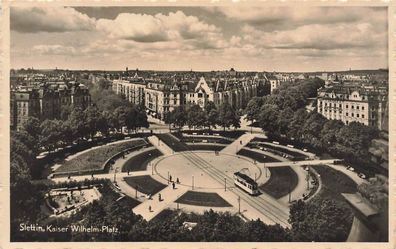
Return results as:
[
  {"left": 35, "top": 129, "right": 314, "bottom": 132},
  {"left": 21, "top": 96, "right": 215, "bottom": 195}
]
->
[{"left": 8, "top": 4, "right": 389, "bottom": 244}]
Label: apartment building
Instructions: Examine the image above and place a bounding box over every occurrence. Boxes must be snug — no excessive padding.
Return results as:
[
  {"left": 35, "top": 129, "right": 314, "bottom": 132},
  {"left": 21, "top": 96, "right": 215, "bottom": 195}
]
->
[{"left": 317, "top": 85, "right": 388, "bottom": 130}]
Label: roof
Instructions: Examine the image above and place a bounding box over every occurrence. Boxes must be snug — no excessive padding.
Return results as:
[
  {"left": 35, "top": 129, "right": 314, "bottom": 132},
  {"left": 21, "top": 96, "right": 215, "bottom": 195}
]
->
[
  {"left": 234, "top": 172, "right": 257, "bottom": 186},
  {"left": 342, "top": 193, "right": 379, "bottom": 218}
]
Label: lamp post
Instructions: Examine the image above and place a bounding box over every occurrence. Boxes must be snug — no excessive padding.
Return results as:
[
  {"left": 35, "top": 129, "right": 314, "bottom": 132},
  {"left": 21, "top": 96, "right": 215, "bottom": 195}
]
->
[
  {"left": 288, "top": 173, "right": 291, "bottom": 203},
  {"left": 306, "top": 166, "right": 310, "bottom": 190},
  {"left": 113, "top": 168, "right": 117, "bottom": 183},
  {"left": 238, "top": 196, "right": 241, "bottom": 214}
]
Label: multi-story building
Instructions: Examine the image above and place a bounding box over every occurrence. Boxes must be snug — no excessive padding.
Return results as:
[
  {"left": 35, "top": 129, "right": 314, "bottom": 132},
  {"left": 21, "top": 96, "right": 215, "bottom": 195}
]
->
[
  {"left": 112, "top": 74, "right": 260, "bottom": 119},
  {"left": 11, "top": 88, "right": 41, "bottom": 131},
  {"left": 10, "top": 83, "right": 91, "bottom": 130},
  {"left": 112, "top": 78, "right": 146, "bottom": 106},
  {"left": 267, "top": 75, "right": 281, "bottom": 94},
  {"left": 317, "top": 85, "right": 388, "bottom": 130}
]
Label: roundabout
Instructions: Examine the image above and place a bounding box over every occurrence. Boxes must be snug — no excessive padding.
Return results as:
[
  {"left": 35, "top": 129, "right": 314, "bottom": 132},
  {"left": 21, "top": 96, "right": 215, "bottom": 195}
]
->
[{"left": 153, "top": 151, "right": 266, "bottom": 190}]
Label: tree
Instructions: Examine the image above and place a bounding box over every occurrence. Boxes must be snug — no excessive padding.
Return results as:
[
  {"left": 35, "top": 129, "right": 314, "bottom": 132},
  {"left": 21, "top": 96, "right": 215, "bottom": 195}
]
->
[
  {"left": 289, "top": 199, "right": 352, "bottom": 242},
  {"left": 84, "top": 106, "right": 101, "bottom": 138},
  {"left": 204, "top": 101, "right": 218, "bottom": 129},
  {"left": 217, "top": 102, "right": 240, "bottom": 131},
  {"left": 169, "top": 106, "right": 187, "bottom": 129},
  {"left": 68, "top": 108, "right": 89, "bottom": 141},
  {"left": 187, "top": 104, "right": 206, "bottom": 129},
  {"left": 257, "top": 104, "right": 280, "bottom": 133},
  {"left": 40, "top": 119, "right": 63, "bottom": 152},
  {"left": 22, "top": 117, "right": 41, "bottom": 141},
  {"left": 245, "top": 97, "right": 265, "bottom": 124}
]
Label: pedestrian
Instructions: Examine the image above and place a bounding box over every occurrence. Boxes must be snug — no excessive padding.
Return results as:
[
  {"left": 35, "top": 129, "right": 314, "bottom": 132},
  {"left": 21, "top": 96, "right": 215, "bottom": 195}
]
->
[
  {"left": 127, "top": 169, "right": 130, "bottom": 175},
  {"left": 240, "top": 140, "right": 242, "bottom": 145},
  {"left": 172, "top": 182, "right": 175, "bottom": 189},
  {"left": 159, "top": 193, "right": 162, "bottom": 201},
  {"left": 176, "top": 177, "right": 180, "bottom": 184},
  {"left": 91, "top": 173, "right": 94, "bottom": 178},
  {"left": 149, "top": 205, "right": 152, "bottom": 212},
  {"left": 169, "top": 175, "right": 172, "bottom": 182}
]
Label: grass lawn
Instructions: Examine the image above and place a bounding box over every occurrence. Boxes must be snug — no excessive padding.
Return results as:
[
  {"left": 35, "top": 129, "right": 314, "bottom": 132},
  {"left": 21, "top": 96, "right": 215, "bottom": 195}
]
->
[
  {"left": 122, "top": 149, "right": 162, "bottom": 172},
  {"left": 55, "top": 139, "right": 146, "bottom": 173},
  {"left": 237, "top": 149, "right": 280, "bottom": 163},
  {"left": 176, "top": 191, "right": 232, "bottom": 207},
  {"left": 260, "top": 166, "right": 298, "bottom": 199},
  {"left": 124, "top": 175, "right": 167, "bottom": 195},
  {"left": 311, "top": 165, "right": 357, "bottom": 202}
]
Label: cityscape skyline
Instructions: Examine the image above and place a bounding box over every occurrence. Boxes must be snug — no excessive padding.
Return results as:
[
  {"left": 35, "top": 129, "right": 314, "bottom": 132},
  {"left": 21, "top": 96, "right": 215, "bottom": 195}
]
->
[{"left": 11, "top": 6, "right": 388, "bottom": 72}]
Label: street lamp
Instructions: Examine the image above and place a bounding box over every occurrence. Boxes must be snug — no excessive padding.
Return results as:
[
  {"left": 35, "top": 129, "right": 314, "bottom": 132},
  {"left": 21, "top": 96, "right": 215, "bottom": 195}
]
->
[
  {"left": 113, "top": 168, "right": 117, "bottom": 183},
  {"left": 306, "top": 166, "right": 310, "bottom": 190},
  {"left": 238, "top": 196, "right": 241, "bottom": 214}
]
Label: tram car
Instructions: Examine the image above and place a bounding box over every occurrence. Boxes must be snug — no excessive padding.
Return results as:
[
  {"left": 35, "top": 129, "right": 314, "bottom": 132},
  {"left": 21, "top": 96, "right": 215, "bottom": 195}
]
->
[{"left": 233, "top": 172, "right": 259, "bottom": 195}]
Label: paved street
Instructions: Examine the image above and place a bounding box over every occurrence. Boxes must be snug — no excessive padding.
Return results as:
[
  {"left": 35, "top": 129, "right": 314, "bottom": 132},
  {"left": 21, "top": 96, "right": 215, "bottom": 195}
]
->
[{"left": 264, "top": 159, "right": 337, "bottom": 167}]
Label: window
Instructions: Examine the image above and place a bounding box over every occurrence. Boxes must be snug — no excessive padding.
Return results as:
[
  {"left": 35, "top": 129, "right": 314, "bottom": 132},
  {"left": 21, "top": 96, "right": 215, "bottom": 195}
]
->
[
  {"left": 362, "top": 114, "right": 365, "bottom": 118},
  {"left": 351, "top": 105, "right": 354, "bottom": 109},
  {"left": 352, "top": 113, "right": 354, "bottom": 117},
  {"left": 362, "top": 106, "right": 365, "bottom": 110},
  {"left": 346, "top": 121, "right": 349, "bottom": 124},
  {"left": 346, "top": 113, "right": 348, "bottom": 116},
  {"left": 357, "top": 114, "right": 359, "bottom": 118},
  {"left": 339, "top": 104, "right": 342, "bottom": 108},
  {"left": 198, "top": 93, "right": 203, "bottom": 97},
  {"left": 357, "top": 106, "right": 359, "bottom": 110},
  {"left": 339, "top": 110, "right": 342, "bottom": 113},
  {"left": 346, "top": 104, "right": 348, "bottom": 108}
]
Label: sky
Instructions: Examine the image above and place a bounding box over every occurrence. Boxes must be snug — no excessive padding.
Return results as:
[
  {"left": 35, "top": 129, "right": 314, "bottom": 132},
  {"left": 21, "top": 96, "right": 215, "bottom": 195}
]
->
[{"left": 10, "top": 6, "right": 388, "bottom": 72}]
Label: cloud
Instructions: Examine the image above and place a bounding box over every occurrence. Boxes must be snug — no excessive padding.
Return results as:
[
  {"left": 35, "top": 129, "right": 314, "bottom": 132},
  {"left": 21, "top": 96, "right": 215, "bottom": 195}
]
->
[
  {"left": 241, "top": 21, "right": 386, "bottom": 53},
  {"left": 11, "top": 7, "right": 96, "bottom": 33},
  {"left": 31, "top": 44, "right": 77, "bottom": 55},
  {"left": 219, "top": 7, "right": 386, "bottom": 32},
  {"left": 96, "top": 10, "right": 219, "bottom": 43}
]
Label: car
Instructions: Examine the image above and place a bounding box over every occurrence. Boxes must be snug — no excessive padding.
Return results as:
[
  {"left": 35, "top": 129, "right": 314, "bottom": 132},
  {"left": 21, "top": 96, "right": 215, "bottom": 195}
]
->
[
  {"left": 358, "top": 173, "right": 366, "bottom": 179},
  {"left": 303, "top": 148, "right": 308, "bottom": 152}
]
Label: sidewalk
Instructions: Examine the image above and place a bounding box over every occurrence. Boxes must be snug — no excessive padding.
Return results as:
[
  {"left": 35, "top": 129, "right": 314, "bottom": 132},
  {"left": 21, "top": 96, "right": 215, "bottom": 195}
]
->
[
  {"left": 132, "top": 184, "right": 188, "bottom": 221},
  {"left": 221, "top": 133, "right": 256, "bottom": 154},
  {"left": 147, "top": 135, "right": 174, "bottom": 155}
]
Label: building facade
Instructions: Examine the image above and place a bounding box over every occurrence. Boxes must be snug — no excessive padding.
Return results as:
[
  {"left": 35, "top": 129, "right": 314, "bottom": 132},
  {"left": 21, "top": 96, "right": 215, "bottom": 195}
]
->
[
  {"left": 317, "top": 85, "right": 388, "bottom": 130},
  {"left": 11, "top": 84, "right": 91, "bottom": 130},
  {"left": 112, "top": 75, "right": 260, "bottom": 119}
]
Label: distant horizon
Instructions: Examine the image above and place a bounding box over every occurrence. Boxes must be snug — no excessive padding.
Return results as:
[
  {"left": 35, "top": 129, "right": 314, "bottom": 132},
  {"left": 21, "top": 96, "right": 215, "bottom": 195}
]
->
[{"left": 11, "top": 67, "right": 389, "bottom": 74}]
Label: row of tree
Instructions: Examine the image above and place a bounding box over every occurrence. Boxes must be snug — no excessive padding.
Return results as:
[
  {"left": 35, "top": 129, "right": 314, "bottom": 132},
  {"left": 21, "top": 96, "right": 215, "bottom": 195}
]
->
[
  {"left": 245, "top": 78, "right": 380, "bottom": 167},
  {"left": 164, "top": 102, "right": 240, "bottom": 131}
]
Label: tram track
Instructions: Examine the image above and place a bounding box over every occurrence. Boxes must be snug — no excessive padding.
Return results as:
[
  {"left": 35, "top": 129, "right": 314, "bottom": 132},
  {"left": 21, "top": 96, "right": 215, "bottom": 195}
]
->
[
  {"left": 179, "top": 150, "right": 290, "bottom": 228},
  {"left": 154, "top": 134, "right": 290, "bottom": 227}
]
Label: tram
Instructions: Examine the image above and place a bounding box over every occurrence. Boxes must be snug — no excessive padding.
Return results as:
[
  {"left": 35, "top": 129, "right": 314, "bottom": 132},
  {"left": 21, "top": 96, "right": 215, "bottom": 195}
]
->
[{"left": 233, "top": 172, "right": 259, "bottom": 195}]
